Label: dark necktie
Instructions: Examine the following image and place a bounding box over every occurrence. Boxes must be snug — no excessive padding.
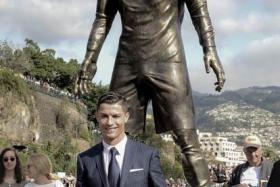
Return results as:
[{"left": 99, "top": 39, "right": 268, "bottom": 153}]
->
[{"left": 108, "top": 147, "right": 120, "bottom": 187}]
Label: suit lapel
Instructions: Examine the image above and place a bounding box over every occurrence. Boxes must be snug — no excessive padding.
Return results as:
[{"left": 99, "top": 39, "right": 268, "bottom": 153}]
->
[
  {"left": 95, "top": 143, "right": 108, "bottom": 187},
  {"left": 120, "top": 139, "right": 135, "bottom": 187}
]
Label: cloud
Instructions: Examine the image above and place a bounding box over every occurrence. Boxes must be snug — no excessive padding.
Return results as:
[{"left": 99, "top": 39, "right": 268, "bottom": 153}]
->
[
  {"left": 188, "top": 35, "right": 280, "bottom": 93},
  {"left": 263, "top": 0, "right": 280, "bottom": 12},
  {"left": 224, "top": 35, "right": 280, "bottom": 90},
  {"left": 217, "top": 13, "right": 280, "bottom": 36},
  {"left": 207, "top": 0, "right": 238, "bottom": 18},
  {"left": 0, "top": 0, "right": 95, "bottom": 44}
]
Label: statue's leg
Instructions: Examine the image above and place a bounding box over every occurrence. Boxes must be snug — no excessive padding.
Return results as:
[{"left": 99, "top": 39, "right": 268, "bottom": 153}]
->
[
  {"left": 172, "top": 129, "right": 211, "bottom": 187},
  {"left": 141, "top": 62, "right": 211, "bottom": 186},
  {"left": 109, "top": 63, "right": 149, "bottom": 134}
]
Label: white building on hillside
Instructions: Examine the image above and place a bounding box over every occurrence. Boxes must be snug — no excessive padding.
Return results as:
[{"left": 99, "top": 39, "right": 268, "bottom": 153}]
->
[{"left": 198, "top": 131, "right": 246, "bottom": 166}]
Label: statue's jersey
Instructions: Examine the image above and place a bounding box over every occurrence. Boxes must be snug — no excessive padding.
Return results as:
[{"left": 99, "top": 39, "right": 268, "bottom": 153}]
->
[{"left": 99, "top": 0, "right": 186, "bottom": 64}]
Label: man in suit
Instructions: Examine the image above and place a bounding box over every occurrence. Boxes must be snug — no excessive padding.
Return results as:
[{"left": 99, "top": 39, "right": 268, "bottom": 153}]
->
[{"left": 76, "top": 92, "right": 166, "bottom": 187}]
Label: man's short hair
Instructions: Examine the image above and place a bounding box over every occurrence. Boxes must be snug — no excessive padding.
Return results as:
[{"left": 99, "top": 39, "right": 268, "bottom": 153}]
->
[{"left": 97, "top": 91, "right": 128, "bottom": 112}]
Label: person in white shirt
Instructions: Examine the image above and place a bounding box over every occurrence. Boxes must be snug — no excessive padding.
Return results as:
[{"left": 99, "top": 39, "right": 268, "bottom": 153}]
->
[
  {"left": 24, "top": 154, "right": 64, "bottom": 187},
  {"left": 228, "top": 135, "right": 272, "bottom": 187}
]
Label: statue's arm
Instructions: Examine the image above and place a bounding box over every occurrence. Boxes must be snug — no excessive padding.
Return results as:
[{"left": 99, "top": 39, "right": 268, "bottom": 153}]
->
[
  {"left": 75, "top": 0, "right": 117, "bottom": 95},
  {"left": 185, "top": 0, "right": 225, "bottom": 92}
]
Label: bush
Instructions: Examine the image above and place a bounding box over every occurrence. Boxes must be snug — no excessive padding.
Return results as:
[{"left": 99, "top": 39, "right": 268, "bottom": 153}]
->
[
  {"left": 19, "top": 135, "right": 78, "bottom": 174},
  {"left": 79, "top": 127, "right": 91, "bottom": 141},
  {"left": 0, "top": 138, "right": 9, "bottom": 148},
  {"left": 161, "top": 156, "right": 184, "bottom": 179},
  {"left": 0, "top": 69, "right": 29, "bottom": 103}
]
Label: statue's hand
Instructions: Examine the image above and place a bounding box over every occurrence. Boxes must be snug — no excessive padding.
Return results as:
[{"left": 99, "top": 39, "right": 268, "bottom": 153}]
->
[
  {"left": 203, "top": 47, "right": 226, "bottom": 92},
  {"left": 74, "top": 60, "right": 97, "bottom": 96}
]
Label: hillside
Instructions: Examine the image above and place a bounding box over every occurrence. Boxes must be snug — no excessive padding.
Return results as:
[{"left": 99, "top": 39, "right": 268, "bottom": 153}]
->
[
  {"left": 0, "top": 74, "right": 90, "bottom": 146},
  {"left": 1, "top": 69, "right": 279, "bottom": 152},
  {"left": 193, "top": 86, "right": 280, "bottom": 149}
]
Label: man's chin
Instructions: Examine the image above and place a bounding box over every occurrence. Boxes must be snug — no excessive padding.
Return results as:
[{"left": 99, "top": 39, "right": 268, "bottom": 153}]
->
[
  {"left": 103, "top": 133, "right": 125, "bottom": 145},
  {"left": 103, "top": 127, "right": 119, "bottom": 134},
  {"left": 103, "top": 132, "right": 118, "bottom": 141}
]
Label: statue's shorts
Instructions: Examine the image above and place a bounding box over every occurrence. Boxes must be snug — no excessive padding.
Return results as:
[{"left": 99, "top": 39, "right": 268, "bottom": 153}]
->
[{"left": 109, "top": 61, "right": 196, "bottom": 134}]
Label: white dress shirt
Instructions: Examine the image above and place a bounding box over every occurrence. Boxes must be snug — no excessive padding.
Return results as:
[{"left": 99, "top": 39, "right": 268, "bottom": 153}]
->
[{"left": 102, "top": 135, "right": 127, "bottom": 176}]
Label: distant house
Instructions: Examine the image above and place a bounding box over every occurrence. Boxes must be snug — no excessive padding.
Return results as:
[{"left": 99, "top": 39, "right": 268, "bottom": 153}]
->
[{"left": 198, "top": 131, "right": 246, "bottom": 166}]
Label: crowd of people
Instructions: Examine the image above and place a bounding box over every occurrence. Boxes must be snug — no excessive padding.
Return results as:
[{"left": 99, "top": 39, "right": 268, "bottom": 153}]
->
[
  {"left": 22, "top": 75, "right": 76, "bottom": 100},
  {"left": 0, "top": 66, "right": 75, "bottom": 100},
  {"left": 209, "top": 164, "right": 229, "bottom": 185}
]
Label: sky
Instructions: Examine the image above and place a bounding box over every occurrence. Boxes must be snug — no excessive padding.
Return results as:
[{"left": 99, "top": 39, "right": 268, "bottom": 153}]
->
[{"left": 0, "top": 0, "right": 279, "bottom": 94}]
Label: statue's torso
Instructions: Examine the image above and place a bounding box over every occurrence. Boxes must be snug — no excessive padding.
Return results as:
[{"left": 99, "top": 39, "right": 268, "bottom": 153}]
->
[{"left": 116, "top": 0, "right": 186, "bottom": 63}]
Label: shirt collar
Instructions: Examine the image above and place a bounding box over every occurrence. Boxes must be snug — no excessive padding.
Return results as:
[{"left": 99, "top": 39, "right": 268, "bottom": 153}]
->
[{"left": 102, "top": 135, "right": 127, "bottom": 156}]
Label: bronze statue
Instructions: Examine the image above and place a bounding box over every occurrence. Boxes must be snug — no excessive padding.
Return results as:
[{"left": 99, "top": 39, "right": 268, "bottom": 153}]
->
[{"left": 75, "top": 0, "right": 225, "bottom": 186}]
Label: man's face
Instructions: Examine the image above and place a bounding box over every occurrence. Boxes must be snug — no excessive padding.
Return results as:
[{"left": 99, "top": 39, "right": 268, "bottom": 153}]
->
[
  {"left": 96, "top": 103, "right": 129, "bottom": 145},
  {"left": 244, "top": 146, "right": 262, "bottom": 166}
]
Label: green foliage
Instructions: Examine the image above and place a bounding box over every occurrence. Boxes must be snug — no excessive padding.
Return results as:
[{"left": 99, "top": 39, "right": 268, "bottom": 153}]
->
[
  {"left": 47, "top": 135, "right": 77, "bottom": 173},
  {"left": 79, "top": 128, "right": 91, "bottom": 142},
  {"left": 17, "top": 151, "right": 30, "bottom": 170},
  {"left": 4, "top": 133, "right": 87, "bottom": 175},
  {"left": 161, "top": 157, "right": 184, "bottom": 179},
  {"left": 0, "top": 41, "right": 14, "bottom": 66},
  {"left": 0, "top": 69, "right": 30, "bottom": 103},
  {"left": 0, "top": 39, "right": 110, "bottom": 127},
  {"left": 0, "top": 138, "right": 9, "bottom": 148},
  {"left": 1, "top": 39, "right": 80, "bottom": 91},
  {"left": 12, "top": 49, "right": 32, "bottom": 73},
  {"left": 174, "top": 145, "right": 182, "bottom": 162},
  {"left": 132, "top": 119, "right": 164, "bottom": 148},
  {"left": 263, "top": 147, "right": 280, "bottom": 163},
  {"left": 20, "top": 135, "right": 78, "bottom": 174},
  {"left": 54, "top": 58, "right": 80, "bottom": 91},
  {"left": 80, "top": 83, "right": 108, "bottom": 122},
  {"left": 22, "top": 39, "right": 80, "bottom": 90}
]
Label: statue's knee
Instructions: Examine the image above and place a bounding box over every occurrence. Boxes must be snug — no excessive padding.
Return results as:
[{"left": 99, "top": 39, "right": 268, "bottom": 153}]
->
[{"left": 172, "top": 129, "right": 200, "bottom": 151}]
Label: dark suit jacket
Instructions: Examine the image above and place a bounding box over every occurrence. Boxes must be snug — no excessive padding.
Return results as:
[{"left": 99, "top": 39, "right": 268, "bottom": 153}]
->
[
  {"left": 267, "top": 160, "right": 280, "bottom": 187},
  {"left": 76, "top": 138, "right": 166, "bottom": 187}
]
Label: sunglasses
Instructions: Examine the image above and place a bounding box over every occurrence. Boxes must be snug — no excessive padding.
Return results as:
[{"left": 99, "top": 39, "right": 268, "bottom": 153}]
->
[{"left": 3, "top": 157, "right": 16, "bottom": 162}]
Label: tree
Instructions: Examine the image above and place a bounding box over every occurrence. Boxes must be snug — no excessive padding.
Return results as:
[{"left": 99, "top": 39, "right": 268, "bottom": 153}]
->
[
  {"left": 23, "top": 39, "right": 42, "bottom": 77},
  {"left": 30, "top": 48, "right": 57, "bottom": 81},
  {"left": 23, "top": 38, "right": 40, "bottom": 58},
  {"left": 12, "top": 48, "right": 32, "bottom": 73},
  {"left": 80, "top": 83, "right": 108, "bottom": 122},
  {"left": 0, "top": 69, "right": 30, "bottom": 103},
  {"left": 53, "top": 58, "right": 80, "bottom": 90},
  {"left": 0, "top": 41, "right": 14, "bottom": 66}
]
